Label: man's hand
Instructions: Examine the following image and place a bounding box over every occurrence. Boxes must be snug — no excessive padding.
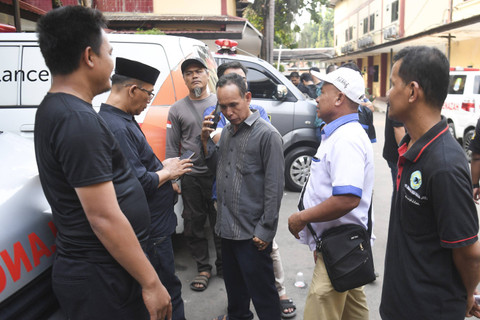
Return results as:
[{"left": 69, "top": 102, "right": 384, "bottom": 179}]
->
[
  {"left": 252, "top": 236, "right": 269, "bottom": 251},
  {"left": 161, "top": 157, "right": 193, "bottom": 181},
  {"left": 360, "top": 99, "right": 374, "bottom": 112},
  {"left": 142, "top": 281, "right": 172, "bottom": 320},
  {"left": 288, "top": 211, "right": 307, "bottom": 239},
  {"left": 201, "top": 110, "right": 215, "bottom": 145},
  {"left": 467, "top": 291, "right": 480, "bottom": 318},
  {"left": 171, "top": 182, "right": 181, "bottom": 194},
  {"left": 453, "top": 242, "right": 480, "bottom": 318},
  {"left": 466, "top": 293, "right": 480, "bottom": 318},
  {"left": 201, "top": 111, "right": 216, "bottom": 156},
  {"left": 473, "top": 187, "right": 480, "bottom": 204}
]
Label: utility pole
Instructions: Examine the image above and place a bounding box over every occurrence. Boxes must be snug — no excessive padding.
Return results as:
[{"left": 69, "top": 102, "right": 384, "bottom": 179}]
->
[
  {"left": 13, "top": 0, "right": 21, "bottom": 32},
  {"left": 262, "top": 0, "right": 275, "bottom": 64},
  {"left": 267, "top": 0, "right": 275, "bottom": 64}
]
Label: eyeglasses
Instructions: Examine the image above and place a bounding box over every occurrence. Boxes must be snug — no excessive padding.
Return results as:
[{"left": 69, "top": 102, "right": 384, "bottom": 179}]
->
[
  {"left": 124, "top": 84, "right": 155, "bottom": 100},
  {"left": 136, "top": 86, "right": 155, "bottom": 99}
]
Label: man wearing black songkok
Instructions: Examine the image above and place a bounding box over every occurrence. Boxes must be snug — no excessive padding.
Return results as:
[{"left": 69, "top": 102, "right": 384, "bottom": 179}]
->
[{"left": 99, "top": 57, "right": 192, "bottom": 320}]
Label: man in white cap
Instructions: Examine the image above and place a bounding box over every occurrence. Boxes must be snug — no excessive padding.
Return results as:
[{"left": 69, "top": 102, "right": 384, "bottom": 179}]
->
[{"left": 288, "top": 68, "right": 374, "bottom": 320}]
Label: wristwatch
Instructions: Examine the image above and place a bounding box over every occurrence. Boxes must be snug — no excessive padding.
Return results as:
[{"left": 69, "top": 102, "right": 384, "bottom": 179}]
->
[{"left": 473, "top": 183, "right": 479, "bottom": 188}]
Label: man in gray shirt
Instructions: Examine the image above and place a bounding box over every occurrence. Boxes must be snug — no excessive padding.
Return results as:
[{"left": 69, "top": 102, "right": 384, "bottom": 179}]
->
[
  {"left": 201, "top": 73, "right": 284, "bottom": 320},
  {"left": 166, "top": 57, "right": 221, "bottom": 292}
]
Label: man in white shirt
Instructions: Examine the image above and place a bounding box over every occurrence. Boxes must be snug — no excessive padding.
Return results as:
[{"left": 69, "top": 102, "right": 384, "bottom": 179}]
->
[{"left": 288, "top": 68, "right": 374, "bottom": 320}]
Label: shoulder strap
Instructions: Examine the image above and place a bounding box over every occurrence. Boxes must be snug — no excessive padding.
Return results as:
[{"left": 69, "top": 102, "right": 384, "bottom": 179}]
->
[
  {"left": 367, "top": 196, "right": 373, "bottom": 238},
  {"left": 184, "top": 96, "right": 205, "bottom": 128},
  {"left": 306, "top": 195, "right": 373, "bottom": 241}
]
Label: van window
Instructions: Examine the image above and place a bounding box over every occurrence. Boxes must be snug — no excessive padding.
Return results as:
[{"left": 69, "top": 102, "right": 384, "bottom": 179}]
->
[
  {"left": 474, "top": 76, "right": 480, "bottom": 94},
  {"left": 247, "top": 67, "right": 279, "bottom": 100},
  {"left": 448, "top": 75, "right": 466, "bottom": 94}
]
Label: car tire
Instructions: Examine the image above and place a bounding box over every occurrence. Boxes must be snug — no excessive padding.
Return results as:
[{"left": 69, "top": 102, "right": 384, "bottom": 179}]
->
[
  {"left": 463, "top": 128, "right": 475, "bottom": 162},
  {"left": 284, "top": 146, "right": 317, "bottom": 192},
  {"left": 448, "top": 121, "right": 456, "bottom": 139}
]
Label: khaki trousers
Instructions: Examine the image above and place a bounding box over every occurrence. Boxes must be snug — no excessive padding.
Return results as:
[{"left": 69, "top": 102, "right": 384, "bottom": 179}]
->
[
  {"left": 304, "top": 255, "right": 369, "bottom": 320},
  {"left": 271, "top": 238, "right": 286, "bottom": 296}
]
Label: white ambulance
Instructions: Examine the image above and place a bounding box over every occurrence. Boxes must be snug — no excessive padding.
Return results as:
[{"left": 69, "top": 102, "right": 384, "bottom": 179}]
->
[
  {"left": 0, "top": 33, "right": 218, "bottom": 319},
  {"left": 442, "top": 67, "right": 480, "bottom": 160}
]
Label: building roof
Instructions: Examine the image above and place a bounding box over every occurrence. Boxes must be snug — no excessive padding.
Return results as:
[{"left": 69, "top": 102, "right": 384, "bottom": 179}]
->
[
  {"left": 163, "top": 29, "right": 244, "bottom": 39},
  {"left": 273, "top": 47, "right": 335, "bottom": 61},
  {"left": 0, "top": 0, "right": 46, "bottom": 22},
  {"left": 104, "top": 13, "right": 247, "bottom": 24}
]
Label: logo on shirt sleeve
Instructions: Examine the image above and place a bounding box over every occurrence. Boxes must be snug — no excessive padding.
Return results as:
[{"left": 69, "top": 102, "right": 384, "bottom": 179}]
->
[
  {"left": 166, "top": 120, "right": 172, "bottom": 129},
  {"left": 410, "top": 170, "right": 422, "bottom": 190}
]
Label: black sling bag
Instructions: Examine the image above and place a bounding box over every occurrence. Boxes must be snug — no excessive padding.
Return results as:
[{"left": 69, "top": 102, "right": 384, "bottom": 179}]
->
[{"left": 298, "top": 180, "right": 376, "bottom": 292}]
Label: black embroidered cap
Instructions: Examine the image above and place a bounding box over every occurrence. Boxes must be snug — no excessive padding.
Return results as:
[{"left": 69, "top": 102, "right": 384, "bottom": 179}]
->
[{"left": 115, "top": 57, "right": 160, "bottom": 85}]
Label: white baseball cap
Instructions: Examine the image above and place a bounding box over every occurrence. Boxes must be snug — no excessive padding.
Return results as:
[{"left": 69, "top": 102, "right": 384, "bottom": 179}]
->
[{"left": 310, "top": 68, "right": 366, "bottom": 104}]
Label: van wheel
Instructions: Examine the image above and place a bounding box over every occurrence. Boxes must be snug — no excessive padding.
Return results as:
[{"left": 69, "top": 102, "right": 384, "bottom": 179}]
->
[
  {"left": 285, "top": 146, "right": 316, "bottom": 192},
  {"left": 463, "top": 128, "right": 475, "bottom": 162},
  {"left": 448, "top": 121, "right": 456, "bottom": 139}
]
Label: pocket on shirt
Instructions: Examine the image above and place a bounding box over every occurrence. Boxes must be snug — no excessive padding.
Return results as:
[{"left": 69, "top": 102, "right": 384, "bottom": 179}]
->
[
  {"left": 399, "top": 186, "right": 434, "bottom": 236},
  {"left": 236, "top": 152, "right": 261, "bottom": 175}
]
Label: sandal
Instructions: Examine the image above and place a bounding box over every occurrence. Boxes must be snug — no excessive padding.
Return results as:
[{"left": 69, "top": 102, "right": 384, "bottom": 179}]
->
[
  {"left": 280, "top": 298, "right": 296, "bottom": 319},
  {"left": 190, "top": 273, "right": 210, "bottom": 292}
]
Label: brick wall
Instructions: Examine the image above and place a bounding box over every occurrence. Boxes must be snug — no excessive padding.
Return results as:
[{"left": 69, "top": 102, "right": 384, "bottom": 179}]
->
[
  {"left": 24, "top": 0, "right": 153, "bottom": 13},
  {"left": 95, "top": 0, "right": 153, "bottom": 12},
  {"left": 26, "top": 0, "right": 78, "bottom": 12}
]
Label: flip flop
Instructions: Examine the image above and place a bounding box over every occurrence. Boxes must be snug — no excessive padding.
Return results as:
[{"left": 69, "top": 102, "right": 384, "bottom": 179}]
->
[
  {"left": 280, "top": 298, "right": 297, "bottom": 319},
  {"left": 190, "top": 273, "right": 210, "bottom": 292}
]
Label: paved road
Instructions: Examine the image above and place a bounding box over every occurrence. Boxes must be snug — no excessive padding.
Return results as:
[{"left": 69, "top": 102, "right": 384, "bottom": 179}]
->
[{"left": 176, "top": 111, "right": 392, "bottom": 320}]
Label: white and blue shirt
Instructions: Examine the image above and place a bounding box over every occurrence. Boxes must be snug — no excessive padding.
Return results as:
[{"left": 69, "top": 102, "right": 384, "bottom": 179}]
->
[{"left": 298, "top": 113, "right": 375, "bottom": 251}]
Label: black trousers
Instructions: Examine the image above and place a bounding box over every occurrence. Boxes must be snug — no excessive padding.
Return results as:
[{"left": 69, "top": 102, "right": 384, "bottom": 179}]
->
[
  {"left": 52, "top": 254, "right": 149, "bottom": 320},
  {"left": 181, "top": 174, "right": 222, "bottom": 274},
  {"left": 147, "top": 235, "right": 185, "bottom": 320},
  {"left": 222, "top": 238, "right": 281, "bottom": 320}
]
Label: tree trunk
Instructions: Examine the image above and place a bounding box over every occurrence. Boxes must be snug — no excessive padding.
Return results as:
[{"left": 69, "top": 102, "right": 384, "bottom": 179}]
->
[
  {"left": 12, "top": 0, "right": 21, "bottom": 32},
  {"left": 263, "top": 0, "right": 275, "bottom": 63}
]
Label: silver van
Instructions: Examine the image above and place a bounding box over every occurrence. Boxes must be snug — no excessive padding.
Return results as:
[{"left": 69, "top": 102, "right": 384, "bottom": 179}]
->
[{"left": 214, "top": 53, "right": 318, "bottom": 191}]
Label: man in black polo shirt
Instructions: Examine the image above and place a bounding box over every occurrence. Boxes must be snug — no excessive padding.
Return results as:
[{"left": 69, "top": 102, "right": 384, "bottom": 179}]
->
[
  {"left": 380, "top": 46, "right": 480, "bottom": 319},
  {"left": 35, "top": 6, "right": 171, "bottom": 319},
  {"left": 382, "top": 104, "right": 405, "bottom": 188},
  {"left": 469, "top": 119, "right": 480, "bottom": 202},
  {"left": 99, "top": 58, "right": 192, "bottom": 320}
]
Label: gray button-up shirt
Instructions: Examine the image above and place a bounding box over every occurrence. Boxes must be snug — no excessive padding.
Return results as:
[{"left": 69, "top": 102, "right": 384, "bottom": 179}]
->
[{"left": 204, "top": 111, "right": 284, "bottom": 242}]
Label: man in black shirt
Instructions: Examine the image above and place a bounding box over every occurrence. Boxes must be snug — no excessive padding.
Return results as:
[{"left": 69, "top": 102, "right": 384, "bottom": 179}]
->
[
  {"left": 99, "top": 57, "right": 192, "bottom": 320},
  {"left": 382, "top": 105, "right": 405, "bottom": 188},
  {"left": 380, "top": 46, "right": 480, "bottom": 319},
  {"left": 298, "top": 73, "right": 317, "bottom": 99},
  {"left": 35, "top": 6, "right": 171, "bottom": 319},
  {"left": 469, "top": 119, "right": 480, "bottom": 202},
  {"left": 289, "top": 71, "right": 300, "bottom": 87}
]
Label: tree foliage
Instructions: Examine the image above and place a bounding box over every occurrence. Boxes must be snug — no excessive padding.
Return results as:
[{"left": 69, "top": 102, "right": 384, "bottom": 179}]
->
[
  {"left": 244, "top": 0, "right": 329, "bottom": 49},
  {"left": 298, "top": 7, "right": 334, "bottom": 48},
  {"left": 136, "top": 28, "right": 165, "bottom": 35}
]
